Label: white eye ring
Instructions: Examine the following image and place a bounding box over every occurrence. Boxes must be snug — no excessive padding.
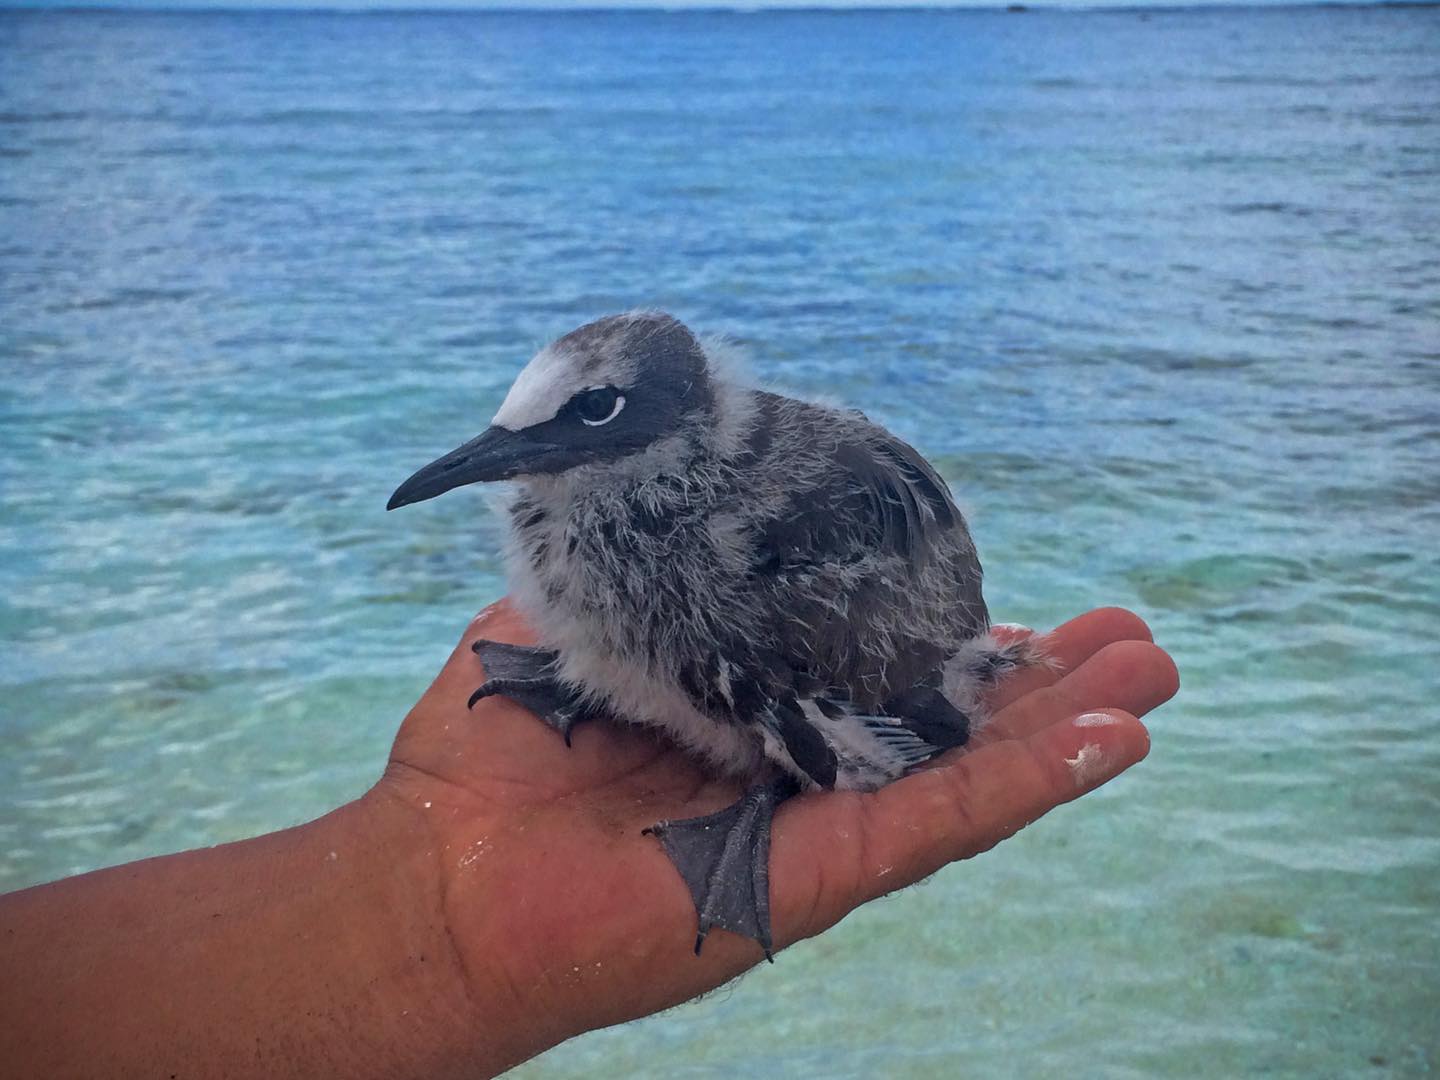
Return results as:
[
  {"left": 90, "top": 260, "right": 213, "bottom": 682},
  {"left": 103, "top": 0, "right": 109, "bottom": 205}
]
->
[{"left": 580, "top": 387, "right": 626, "bottom": 427}]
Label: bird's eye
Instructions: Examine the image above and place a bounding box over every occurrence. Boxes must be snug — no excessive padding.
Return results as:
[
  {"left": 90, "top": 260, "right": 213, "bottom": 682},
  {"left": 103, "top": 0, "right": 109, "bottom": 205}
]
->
[{"left": 575, "top": 386, "right": 625, "bottom": 426}]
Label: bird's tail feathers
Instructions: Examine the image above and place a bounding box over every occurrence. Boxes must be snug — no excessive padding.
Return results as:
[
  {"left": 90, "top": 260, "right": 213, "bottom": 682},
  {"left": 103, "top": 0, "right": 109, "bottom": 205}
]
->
[{"left": 941, "top": 629, "right": 1058, "bottom": 733}]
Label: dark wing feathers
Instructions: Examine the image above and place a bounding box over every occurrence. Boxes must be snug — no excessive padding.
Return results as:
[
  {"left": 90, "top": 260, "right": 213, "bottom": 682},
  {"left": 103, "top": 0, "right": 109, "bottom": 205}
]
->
[
  {"left": 674, "top": 647, "right": 840, "bottom": 787},
  {"left": 870, "top": 435, "right": 959, "bottom": 536},
  {"left": 836, "top": 434, "right": 959, "bottom": 559},
  {"left": 672, "top": 402, "right": 973, "bottom": 786},
  {"left": 764, "top": 430, "right": 961, "bottom": 569},
  {"left": 878, "top": 684, "right": 971, "bottom": 751},
  {"left": 833, "top": 441, "right": 921, "bottom": 557},
  {"left": 772, "top": 696, "right": 839, "bottom": 787}
]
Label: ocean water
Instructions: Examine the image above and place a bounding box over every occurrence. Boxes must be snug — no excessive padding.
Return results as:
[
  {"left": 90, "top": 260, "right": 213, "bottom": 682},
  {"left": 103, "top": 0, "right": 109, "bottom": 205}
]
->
[{"left": 2, "top": 5, "right": 1438, "bottom": 1075}]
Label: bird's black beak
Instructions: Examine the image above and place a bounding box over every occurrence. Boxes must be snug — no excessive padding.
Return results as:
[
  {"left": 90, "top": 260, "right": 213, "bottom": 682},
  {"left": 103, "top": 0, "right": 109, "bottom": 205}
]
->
[{"left": 386, "top": 426, "right": 556, "bottom": 510}]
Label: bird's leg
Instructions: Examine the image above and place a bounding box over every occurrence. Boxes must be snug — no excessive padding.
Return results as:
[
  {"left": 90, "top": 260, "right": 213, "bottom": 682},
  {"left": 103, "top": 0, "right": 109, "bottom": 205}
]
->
[
  {"left": 469, "top": 639, "right": 605, "bottom": 745},
  {"left": 645, "top": 775, "right": 802, "bottom": 962}
]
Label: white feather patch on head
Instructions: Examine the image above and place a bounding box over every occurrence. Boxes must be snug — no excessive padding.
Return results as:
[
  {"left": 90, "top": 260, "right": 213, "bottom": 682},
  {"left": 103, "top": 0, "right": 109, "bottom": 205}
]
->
[
  {"left": 492, "top": 345, "right": 588, "bottom": 431},
  {"left": 697, "top": 335, "right": 760, "bottom": 457}
]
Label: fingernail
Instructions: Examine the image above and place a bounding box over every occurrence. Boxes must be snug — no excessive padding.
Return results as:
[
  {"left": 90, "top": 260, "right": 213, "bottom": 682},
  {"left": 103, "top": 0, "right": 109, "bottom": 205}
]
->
[
  {"left": 1072, "top": 711, "right": 1120, "bottom": 728},
  {"left": 992, "top": 622, "right": 1032, "bottom": 634}
]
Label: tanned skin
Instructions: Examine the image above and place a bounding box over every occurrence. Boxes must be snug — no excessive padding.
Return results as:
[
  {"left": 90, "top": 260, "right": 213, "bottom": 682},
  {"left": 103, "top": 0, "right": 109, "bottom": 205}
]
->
[{"left": 0, "top": 602, "right": 1176, "bottom": 1078}]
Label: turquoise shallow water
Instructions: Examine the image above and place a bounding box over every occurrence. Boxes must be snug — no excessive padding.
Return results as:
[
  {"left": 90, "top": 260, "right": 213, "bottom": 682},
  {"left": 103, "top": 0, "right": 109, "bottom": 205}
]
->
[{"left": 2, "top": 6, "right": 1438, "bottom": 1075}]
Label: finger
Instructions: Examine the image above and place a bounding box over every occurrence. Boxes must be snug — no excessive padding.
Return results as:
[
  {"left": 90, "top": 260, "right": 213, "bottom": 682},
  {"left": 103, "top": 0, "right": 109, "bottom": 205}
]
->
[
  {"left": 411, "top": 599, "right": 534, "bottom": 713},
  {"left": 981, "top": 639, "right": 1179, "bottom": 743},
  {"left": 394, "top": 601, "right": 567, "bottom": 767},
  {"left": 401, "top": 599, "right": 580, "bottom": 765},
  {"left": 986, "top": 607, "right": 1154, "bottom": 712},
  {"left": 463, "top": 598, "right": 535, "bottom": 648},
  {"left": 777, "top": 709, "right": 1151, "bottom": 942}
]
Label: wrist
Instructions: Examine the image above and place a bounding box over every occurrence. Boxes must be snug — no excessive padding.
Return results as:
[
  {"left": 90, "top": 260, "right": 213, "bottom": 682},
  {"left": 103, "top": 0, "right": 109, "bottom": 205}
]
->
[
  {"left": 330, "top": 783, "right": 510, "bottom": 1079},
  {"left": 363, "top": 767, "right": 566, "bottom": 1077}
]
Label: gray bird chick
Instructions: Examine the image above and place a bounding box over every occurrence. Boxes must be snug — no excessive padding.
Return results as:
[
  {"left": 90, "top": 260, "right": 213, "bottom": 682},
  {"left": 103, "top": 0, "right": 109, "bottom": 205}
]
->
[{"left": 388, "top": 312, "right": 1038, "bottom": 958}]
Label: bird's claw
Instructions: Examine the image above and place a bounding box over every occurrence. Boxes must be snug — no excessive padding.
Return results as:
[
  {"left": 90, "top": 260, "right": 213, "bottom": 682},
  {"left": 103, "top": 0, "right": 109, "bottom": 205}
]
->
[{"left": 469, "top": 639, "right": 603, "bottom": 744}]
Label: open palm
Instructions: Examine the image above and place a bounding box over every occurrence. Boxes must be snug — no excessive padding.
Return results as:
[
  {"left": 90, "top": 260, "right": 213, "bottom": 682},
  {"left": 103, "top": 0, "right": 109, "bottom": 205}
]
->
[{"left": 378, "top": 600, "right": 1177, "bottom": 1070}]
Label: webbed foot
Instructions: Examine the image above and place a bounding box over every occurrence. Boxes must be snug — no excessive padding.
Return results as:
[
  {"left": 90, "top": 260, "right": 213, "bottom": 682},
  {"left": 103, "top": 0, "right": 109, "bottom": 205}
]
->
[
  {"left": 645, "top": 776, "right": 801, "bottom": 961},
  {"left": 469, "top": 639, "right": 606, "bottom": 744}
]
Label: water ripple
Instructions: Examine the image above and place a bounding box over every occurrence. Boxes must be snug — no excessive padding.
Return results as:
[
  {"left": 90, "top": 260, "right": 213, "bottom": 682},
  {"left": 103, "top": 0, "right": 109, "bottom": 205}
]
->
[{"left": 2, "top": 6, "right": 1438, "bottom": 1077}]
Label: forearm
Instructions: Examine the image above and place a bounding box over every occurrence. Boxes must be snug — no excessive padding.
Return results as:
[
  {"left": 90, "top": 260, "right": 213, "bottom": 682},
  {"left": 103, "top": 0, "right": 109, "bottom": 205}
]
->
[
  {"left": 0, "top": 788, "right": 501, "bottom": 1079},
  {"left": 0, "top": 602, "right": 1174, "bottom": 1078}
]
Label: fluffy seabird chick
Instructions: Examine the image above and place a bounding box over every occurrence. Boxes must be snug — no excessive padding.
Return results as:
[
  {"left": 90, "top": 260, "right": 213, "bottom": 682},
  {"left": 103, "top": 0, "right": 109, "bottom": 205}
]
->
[{"left": 388, "top": 311, "right": 1037, "bottom": 957}]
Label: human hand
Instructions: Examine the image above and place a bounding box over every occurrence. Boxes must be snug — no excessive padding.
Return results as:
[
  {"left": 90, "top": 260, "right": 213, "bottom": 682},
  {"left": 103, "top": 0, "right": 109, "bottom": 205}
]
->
[{"left": 376, "top": 601, "right": 1177, "bottom": 1075}]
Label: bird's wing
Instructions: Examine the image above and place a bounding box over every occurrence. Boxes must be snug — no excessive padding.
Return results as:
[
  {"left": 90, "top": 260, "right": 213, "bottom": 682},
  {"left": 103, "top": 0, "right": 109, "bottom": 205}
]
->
[
  {"left": 835, "top": 430, "right": 960, "bottom": 558},
  {"left": 674, "top": 644, "right": 972, "bottom": 790},
  {"left": 674, "top": 642, "right": 838, "bottom": 782},
  {"left": 753, "top": 420, "right": 962, "bottom": 572},
  {"left": 673, "top": 406, "right": 976, "bottom": 789}
]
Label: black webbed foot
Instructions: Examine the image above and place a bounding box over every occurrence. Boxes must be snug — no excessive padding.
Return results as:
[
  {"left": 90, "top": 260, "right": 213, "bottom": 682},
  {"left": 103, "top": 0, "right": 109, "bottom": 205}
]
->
[
  {"left": 469, "top": 639, "right": 605, "bottom": 745},
  {"left": 645, "top": 776, "right": 801, "bottom": 962}
]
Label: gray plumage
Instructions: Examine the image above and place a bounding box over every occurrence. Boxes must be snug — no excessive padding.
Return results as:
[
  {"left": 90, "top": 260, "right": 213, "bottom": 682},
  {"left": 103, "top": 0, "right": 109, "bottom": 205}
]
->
[{"left": 388, "top": 311, "right": 1036, "bottom": 954}]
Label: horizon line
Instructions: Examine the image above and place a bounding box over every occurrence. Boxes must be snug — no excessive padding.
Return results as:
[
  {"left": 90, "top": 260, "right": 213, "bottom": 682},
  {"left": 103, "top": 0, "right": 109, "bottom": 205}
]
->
[{"left": 3, "top": 0, "right": 1438, "bottom": 11}]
